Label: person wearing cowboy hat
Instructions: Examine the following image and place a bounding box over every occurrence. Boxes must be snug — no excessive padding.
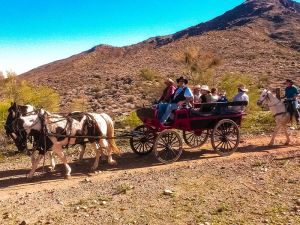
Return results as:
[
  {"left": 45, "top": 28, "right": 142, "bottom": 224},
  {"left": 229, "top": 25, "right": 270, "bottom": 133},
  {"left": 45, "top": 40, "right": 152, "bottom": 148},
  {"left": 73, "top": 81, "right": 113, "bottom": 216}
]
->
[
  {"left": 233, "top": 84, "right": 249, "bottom": 112},
  {"left": 200, "top": 85, "right": 212, "bottom": 103},
  {"left": 158, "top": 78, "right": 176, "bottom": 103},
  {"left": 159, "top": 76, "right": 193, "bottom": 124},
  {"left": 284, "top": 79, "right": 300, "bottom": 123}
]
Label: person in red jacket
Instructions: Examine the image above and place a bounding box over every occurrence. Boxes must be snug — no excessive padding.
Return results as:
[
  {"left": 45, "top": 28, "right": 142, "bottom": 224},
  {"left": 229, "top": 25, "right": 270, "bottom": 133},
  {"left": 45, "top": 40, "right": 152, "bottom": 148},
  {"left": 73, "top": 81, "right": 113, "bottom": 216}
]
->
[{"left": 158, "top": 78, "right": 176, "bottom": 103}]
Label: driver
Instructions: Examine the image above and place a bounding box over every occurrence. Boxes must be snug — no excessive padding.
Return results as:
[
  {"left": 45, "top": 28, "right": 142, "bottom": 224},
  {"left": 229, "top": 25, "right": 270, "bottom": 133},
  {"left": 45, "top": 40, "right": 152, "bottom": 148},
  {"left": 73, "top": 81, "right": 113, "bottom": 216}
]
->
[
  {"left": 284, "top": 79, "right": 300, "bottom": 124},
  {"left": 160, "top": 76, "right": 193, "bottom": 125}
]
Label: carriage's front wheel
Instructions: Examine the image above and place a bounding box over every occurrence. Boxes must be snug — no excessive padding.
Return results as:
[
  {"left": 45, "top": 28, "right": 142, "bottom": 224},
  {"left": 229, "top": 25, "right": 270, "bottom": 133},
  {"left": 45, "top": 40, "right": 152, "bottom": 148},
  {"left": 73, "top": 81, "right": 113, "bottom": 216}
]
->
[
  {"left": 154, "top": 130, "right": 183, "bottom": 164},
  {"left": 211, "top": 119, "right": 240, "bottom": 156},
  {"left": 130, "top": 125, "right": 156, "bottom": 155},
  {"left": 183, "top": 130, "right": 209, "bottom": 148}
]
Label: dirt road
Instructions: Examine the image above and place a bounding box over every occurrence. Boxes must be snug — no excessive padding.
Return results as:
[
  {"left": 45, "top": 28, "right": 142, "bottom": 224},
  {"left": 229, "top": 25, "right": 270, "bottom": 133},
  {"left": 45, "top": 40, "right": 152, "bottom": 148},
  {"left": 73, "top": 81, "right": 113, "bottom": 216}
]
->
[{"left": 0, "top": 135, "right": 299, "bottom": 225}]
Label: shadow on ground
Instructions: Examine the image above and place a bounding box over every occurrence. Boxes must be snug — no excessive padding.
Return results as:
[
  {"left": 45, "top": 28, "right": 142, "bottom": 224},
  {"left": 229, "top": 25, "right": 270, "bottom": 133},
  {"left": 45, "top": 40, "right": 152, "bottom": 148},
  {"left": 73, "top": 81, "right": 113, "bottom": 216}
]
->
[{"left": 0, "top": 143, "right": 295, "bottom": 189}]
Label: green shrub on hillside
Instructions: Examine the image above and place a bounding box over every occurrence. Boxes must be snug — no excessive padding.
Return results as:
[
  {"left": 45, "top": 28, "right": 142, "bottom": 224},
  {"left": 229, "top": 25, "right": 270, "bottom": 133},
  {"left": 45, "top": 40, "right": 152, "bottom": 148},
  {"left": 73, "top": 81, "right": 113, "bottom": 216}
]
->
[
  {"left": 120, "top": 112, "right": 142, "bottom": 128},
  {"left": 140, "top": 68, "right": 159, "bottom": 81}
]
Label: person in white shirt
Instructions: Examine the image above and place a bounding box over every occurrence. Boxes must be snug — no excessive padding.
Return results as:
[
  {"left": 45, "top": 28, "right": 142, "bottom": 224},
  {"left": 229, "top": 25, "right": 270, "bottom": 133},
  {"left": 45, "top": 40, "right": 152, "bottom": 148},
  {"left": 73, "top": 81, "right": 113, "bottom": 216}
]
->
[
  {"left": 233, "top": 84, "right": 249, "bottom": 112},
  {"left": 193, "top": 85, "right": 201, "bottom": 104}
]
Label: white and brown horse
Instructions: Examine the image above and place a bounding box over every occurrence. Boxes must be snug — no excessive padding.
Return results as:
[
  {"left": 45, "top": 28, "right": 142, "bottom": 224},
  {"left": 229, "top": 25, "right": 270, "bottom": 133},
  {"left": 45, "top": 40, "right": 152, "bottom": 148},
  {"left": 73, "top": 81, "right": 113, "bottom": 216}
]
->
[
  {"left": 257, "top": 89, "right": 291, "bottom": 146},
  {"left": 5, "top": 103, "right": 120, "bottom": 178}
]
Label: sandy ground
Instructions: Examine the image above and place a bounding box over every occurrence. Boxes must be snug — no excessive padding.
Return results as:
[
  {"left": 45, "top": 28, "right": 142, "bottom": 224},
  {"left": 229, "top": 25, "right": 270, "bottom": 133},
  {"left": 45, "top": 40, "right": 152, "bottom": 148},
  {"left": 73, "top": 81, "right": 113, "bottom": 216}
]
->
[{"left": 0, "top": 134, "right": 299, "bottom": 225}]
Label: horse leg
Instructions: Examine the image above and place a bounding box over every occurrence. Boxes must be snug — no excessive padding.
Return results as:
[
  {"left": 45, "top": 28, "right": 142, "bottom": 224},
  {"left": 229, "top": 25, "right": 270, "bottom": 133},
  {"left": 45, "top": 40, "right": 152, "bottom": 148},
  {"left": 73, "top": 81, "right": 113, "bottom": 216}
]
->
[
  {"left": 91, "top": 143, "right": 102, "bottom": 171},
  {"left": 283, "top": 125, "right": 291, "bottom": 145},
  {"left": 78, "top": 144, "right": 86, "bottom": 161},
  {"left": 30, "top": 150, "right": 38, "bottom": 166},
  {"left": 49, "top": 151, "right": 56, "bottom": 171},
  {"left": 28, "top": 154, "right": 44, "bottom": 179},
  {"left": 53, "top": 145, "right": 71, "bottom": 178},
  {"left": 103, "top": 139, "right": 117, "bottom": 166},
  {"left": 269, "top": 124, "right": 280, "bottom": 146}
]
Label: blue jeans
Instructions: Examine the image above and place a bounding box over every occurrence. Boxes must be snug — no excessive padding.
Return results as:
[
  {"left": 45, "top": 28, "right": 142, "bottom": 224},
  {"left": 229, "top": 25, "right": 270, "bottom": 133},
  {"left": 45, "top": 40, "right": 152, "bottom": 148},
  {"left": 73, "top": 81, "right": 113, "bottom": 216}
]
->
[
  {"left": 157, "top": 103, "right": 168, "bottom": 121},
  {"left": 160, "top": 103, "right": 178, "bottom": 123}
]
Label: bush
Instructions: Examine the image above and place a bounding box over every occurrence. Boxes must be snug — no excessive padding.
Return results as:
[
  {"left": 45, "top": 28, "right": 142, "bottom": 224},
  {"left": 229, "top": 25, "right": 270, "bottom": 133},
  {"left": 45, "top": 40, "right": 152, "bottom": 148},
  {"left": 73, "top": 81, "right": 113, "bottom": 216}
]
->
[
  {"left": 120, "top": 112, "right": 142, "bottom": 128},
  {"left": 140, "top": 68, "right": 159, "bottom": 81},
  {"left": 242, "top": 111, "right": 275, "bottom": 134}
]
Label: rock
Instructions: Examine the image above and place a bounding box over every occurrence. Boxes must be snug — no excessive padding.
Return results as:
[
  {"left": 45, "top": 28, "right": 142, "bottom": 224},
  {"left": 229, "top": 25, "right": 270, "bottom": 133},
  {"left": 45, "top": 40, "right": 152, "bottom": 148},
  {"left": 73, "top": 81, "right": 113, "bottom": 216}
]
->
[
  {"left": 262, "top": 219, "right": 269, "bottom": 223},
  {"left": 163, "top": 189, "right": 174, "bottom": 196},
  {"left": 83, "top": 178, "right": 92, "bottom": 183},
  {"left": 296, "top": 199, "right": 300, "bottom": 206},
  {"left": 204, "top": 222, "right": 211, "bottom": 225},
  {"left": 57, "top": 200, "right": 64, "bottom": 205},
  {"left": 3, "top": 213, "right": 12, "bottom": 219},
  {"left": 19, "top": 221, "right": 28, "bottom": 225},
  {"left": 100, "top": 201, "right": 107, "bottom": 205}
]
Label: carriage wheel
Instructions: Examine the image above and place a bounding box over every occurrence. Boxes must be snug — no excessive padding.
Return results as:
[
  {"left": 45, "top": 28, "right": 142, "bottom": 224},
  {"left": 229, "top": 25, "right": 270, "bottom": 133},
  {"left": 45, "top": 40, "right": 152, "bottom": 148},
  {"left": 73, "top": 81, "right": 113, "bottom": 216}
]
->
[
  {"left": 211, "top": 119, "right": 240, "bottom": 156},
  {"left": 183, "top": 130, "right": 209, "bottom": 148},
  {"left": 154, "top": 130, "right": 183, "bottom": 164},
  {"left": 130, "top": 125, "right": 156, "bottom": 155}
]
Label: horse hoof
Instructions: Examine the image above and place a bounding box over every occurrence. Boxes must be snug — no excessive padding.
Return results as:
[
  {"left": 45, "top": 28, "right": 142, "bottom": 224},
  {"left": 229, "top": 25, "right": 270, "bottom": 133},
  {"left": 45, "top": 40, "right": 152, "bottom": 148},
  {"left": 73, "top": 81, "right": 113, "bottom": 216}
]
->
[
  {"left": 284, "top": 142, "right": 290, "bottom": 146},
  {"left": 65, "top": 175, "right": 71, "bottom": 179}
]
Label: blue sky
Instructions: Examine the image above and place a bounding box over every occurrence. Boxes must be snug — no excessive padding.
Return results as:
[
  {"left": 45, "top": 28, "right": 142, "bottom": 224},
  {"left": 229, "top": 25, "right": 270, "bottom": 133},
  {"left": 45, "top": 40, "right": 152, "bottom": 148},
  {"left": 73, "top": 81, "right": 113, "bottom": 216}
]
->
[{"left": 0, "top": 0, "right": 298, "bottom": 75}]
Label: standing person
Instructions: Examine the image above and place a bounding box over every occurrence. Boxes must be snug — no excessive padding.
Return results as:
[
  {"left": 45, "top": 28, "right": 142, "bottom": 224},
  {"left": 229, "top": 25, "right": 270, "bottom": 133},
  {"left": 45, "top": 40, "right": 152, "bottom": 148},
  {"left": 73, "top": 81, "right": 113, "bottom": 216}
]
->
[
  {"left": 193, "top": 85, "right": 202, "bottom": 104},
  {"left": 211, "top": 88, "right": 219, "bottom": 102},
  {"left": 233, "top": 84, "right": 249, "bottom": 112},
  {"left": 284, "top": 79, "right": 300, "bottom": 124},
  {"left": 160, "top": 76, "right": 193, "bottom": 124},
  {"left": 200, "top": 85, "right": 212, "bottom": 103},
  {"left": 158, "top": 78, "right": 176, "bottom": 103}
]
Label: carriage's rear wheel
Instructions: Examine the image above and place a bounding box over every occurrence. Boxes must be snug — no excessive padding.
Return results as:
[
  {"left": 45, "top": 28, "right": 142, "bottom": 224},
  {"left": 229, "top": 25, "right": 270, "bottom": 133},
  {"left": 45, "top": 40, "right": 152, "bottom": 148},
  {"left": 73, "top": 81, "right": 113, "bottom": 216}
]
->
[
  {"left": 130, "top": 125, "right": 156, "bottom": 155},
  {"left": 154, "top": 130, "right": 183, "bottom": 164},
  {"left": 183, "top": 130, "right": 209, "bottom": 148},
  {"left": 211, "top": 119, "right": 240, "bottom": 156}
]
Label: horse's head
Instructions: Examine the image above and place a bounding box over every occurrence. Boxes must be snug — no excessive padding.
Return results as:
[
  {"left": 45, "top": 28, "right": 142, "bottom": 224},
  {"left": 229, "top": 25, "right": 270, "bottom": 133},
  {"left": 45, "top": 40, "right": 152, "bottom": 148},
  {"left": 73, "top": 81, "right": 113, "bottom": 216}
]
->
[
  {"left": 4, "top": 103, "right": 39, "bottom": 152},
  {"left": 257, "top": 89, "right": 271, "bottom": 106}
]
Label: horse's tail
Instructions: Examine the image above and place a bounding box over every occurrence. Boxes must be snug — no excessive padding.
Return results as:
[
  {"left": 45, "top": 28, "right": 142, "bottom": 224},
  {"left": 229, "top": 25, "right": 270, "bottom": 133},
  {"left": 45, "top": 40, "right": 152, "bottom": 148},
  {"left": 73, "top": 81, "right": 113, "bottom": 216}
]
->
[{"left": 100, "top": 113, "right": 121, "bottom": 155}]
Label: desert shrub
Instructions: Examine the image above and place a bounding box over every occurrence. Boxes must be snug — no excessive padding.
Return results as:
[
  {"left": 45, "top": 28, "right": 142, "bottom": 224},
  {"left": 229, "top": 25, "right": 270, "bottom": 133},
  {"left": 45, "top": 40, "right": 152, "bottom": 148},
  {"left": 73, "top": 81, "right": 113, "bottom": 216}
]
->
[
  {"left": 120, "top": 112, "right": 142, "bottom": 128},
  {"left": 140, "top": 68, "right": 159, "bottom": 81},
  {"left": 242, "top": 111, "right": 275, "bottom": 134},
  {"left": 69, "top": 97, "right": 89, "bottom": 112}
]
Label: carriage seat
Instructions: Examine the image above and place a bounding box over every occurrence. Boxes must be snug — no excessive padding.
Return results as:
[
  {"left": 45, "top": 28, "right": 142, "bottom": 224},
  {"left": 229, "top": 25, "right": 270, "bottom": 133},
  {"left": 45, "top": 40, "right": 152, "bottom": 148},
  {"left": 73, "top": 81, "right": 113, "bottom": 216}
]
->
[{"left": 190, "top": 101, "right": 248, "bottom": 117}]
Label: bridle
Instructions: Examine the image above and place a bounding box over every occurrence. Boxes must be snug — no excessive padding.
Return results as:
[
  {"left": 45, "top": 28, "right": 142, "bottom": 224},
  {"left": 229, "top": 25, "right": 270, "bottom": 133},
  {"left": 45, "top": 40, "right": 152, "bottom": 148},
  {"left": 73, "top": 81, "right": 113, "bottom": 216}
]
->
[
  {"left": 5, "top": 106, "right": 41, "bottom": 154},
  {"left": 258, "top": 91, "right": 282, "bottom": 108}
]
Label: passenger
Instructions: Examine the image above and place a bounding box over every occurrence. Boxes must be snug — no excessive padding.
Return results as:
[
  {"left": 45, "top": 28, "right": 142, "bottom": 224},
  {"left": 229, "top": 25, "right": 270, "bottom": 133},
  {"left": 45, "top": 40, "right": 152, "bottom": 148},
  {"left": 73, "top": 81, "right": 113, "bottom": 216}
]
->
[
  {"left": 193, "top": 85, "right": 201, "bottom": 104},
  {"left": 158, "top": 78, "right": 176, "bottom": 103},
  {"left": 211, "top": 88, "right": 219, "bottom": 102},
  {"left": 160, "top": 76, "right": 193, "bottom": 125},
  {"left": 217, "top": 90, "right": 228, "bottom": 103},
  {"left": 200, "top": 85, "right": 212, "bottom": 103},
  {"left": 232, "top": 84, "right": 249, "bottom": 112}
]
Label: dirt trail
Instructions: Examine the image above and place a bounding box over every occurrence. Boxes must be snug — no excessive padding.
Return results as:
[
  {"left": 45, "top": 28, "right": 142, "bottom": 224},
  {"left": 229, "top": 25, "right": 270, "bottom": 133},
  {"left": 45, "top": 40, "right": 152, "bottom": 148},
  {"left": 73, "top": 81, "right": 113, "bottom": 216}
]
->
[{"left": 0, "top": 135, "right": 299, "bottom": 225}]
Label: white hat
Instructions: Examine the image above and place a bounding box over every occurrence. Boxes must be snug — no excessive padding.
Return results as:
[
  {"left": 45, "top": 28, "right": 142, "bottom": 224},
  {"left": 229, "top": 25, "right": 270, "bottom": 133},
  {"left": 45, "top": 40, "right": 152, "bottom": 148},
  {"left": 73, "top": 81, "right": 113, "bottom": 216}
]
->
[
  {"left": 237, "top": 84, "right": 249, "bottom": 92},
  {"left": 201, "top": 85, "right": 210, "bottom": 92},
  {"left": 194, "top": 85, "right": 201, "bottom": 90}
]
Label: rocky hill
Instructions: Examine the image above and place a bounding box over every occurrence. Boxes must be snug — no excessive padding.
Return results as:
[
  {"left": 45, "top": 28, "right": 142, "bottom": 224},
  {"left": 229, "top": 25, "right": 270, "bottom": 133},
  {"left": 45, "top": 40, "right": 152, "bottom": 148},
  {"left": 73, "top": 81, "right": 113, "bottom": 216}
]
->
[{"left": 20, "top": 0, "right": 300, "bottom": 117}]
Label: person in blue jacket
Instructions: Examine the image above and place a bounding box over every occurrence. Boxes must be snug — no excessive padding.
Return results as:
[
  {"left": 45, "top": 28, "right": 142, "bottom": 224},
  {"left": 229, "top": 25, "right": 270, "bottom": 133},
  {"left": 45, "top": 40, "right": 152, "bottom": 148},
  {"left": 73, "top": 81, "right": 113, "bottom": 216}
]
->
[{"left": 284, "top": 79, "right": 300, "bottom": 123}]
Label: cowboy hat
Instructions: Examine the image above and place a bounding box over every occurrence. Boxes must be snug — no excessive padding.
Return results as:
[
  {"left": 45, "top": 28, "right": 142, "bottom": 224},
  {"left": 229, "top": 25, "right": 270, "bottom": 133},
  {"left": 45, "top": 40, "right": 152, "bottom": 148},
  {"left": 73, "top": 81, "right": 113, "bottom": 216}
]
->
[
  {"left": 165, "top": 78, "right": 174, "bottom": 84},
  {"left": 237, "top": 84, "right": 249, "bottom": 92},
  {"left": 285, "top": 79, "right": 293, "bottom": 84},
  {"left": 201, "top": 85, "right": 210, "bottom": 92},
  {"left": 176, "top": 76, "right": 188, "bottom": 84}
]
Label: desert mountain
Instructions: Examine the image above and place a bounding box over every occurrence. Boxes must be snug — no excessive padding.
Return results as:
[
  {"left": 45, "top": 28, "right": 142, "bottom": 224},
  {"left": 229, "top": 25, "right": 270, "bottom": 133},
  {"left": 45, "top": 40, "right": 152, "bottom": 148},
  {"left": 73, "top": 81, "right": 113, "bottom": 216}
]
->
[{"left": 20, "top": 0, "right": 300, "bottom": 116}]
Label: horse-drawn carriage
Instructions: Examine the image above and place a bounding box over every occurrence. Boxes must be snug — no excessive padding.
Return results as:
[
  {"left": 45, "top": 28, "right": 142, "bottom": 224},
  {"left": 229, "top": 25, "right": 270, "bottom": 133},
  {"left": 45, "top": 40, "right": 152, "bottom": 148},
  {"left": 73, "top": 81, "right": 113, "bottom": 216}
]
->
[{"left": 129, "top": 101, "right": 248, "bottom": 163}]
